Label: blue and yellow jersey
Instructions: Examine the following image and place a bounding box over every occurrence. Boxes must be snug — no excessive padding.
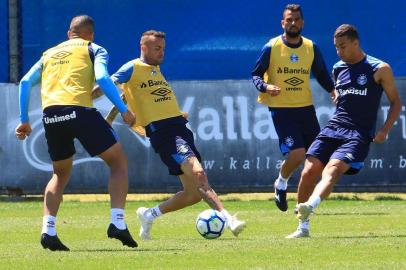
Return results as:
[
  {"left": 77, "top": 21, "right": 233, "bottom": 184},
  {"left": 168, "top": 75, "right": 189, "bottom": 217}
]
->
[
  {"left": 330, "top": 55, "right": 384, "bottom": 137},
  {"left": 112, "top": 58, "right": 182, "bottom": 127},
  {"left": 252, "top": 35, "right": 333, "bottom": 108},
  {"left": 41, "top": 38, "right": 95, "bottom": 109},
  {"left": 18, "top": 38, "right": 128, "bottom": 123}
]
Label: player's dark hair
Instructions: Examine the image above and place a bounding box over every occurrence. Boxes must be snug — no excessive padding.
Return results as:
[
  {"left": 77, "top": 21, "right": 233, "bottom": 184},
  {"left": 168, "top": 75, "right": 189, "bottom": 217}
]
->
[
  {"left": 334, "top": 24, "right": 359, "bottom": 41},
  {"left": 283, "top": 4, "right": 303, "bottom": 19},
  {"left": 69, "top": 15, "right": 94, "bottom": 33}
]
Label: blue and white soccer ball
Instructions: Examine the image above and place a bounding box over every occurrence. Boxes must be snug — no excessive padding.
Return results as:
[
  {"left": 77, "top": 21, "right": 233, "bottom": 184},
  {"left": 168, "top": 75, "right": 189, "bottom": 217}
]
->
[{"left": 195, "top": 209, "right": 226, "bottom": 239}]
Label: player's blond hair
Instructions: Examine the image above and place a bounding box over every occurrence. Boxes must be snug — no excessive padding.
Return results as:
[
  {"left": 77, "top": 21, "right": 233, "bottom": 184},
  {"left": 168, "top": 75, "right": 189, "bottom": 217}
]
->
[{"left": 141, "top": 30, "right": 165, "bottom": 44}]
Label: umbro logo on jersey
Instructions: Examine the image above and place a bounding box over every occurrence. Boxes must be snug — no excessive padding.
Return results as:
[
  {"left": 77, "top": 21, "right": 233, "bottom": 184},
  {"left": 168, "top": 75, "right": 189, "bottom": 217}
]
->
[
  {"left": 284, "top": 77, "right": 304, "bottom": 87},
  {"left": 151, "top": 88, "right": 171, "bottom": 97},
  {"left": 51, "top": 51, "right": 72, "bottom": 60}
]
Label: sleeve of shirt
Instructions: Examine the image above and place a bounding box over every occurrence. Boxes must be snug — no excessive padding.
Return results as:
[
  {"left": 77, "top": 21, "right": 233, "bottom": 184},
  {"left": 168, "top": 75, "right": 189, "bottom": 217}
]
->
[
  {"left": 311, "top": 44, "right": 334, "bottom": 93},
  {"left": 19, "top": 58, "right": 43, "bottom": 123},
  {"left": 111, "top": 60, "right": 134, "bottom": 84},
  {"left": 251, "top": 43, "right": 271, "bottom": 93},
  {"left": 91, "top": 43, "right": 128, "bottom": 113}
]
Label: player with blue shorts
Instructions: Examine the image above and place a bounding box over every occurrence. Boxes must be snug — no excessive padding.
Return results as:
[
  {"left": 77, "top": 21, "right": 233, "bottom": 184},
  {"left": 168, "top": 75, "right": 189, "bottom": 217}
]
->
[
  {"left": 15, "top": 15, "right": 138, "bottom": 250},
  {"left": 286, "top": 24, "right": 401, "bottom": 238},
  {"left": 252, "top": 4, "right": 334, "bottom": 212},
  {"left": 94, "top": 30, "right": 246, "bottom": 240}
]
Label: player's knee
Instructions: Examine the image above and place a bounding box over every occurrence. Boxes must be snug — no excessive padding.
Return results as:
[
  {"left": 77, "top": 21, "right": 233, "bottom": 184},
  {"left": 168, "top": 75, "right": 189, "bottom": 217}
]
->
[
  {"left": 323, "top": 164, "right": 342, "bottom": 180},
  {"left": 300, "top": 166, "right": 318, "bottom": 183}
]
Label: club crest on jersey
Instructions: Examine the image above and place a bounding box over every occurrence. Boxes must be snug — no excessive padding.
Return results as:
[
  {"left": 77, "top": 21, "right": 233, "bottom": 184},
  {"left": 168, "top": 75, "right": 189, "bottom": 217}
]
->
[
  {"left": 357, "top": 74, "right": 367, "bottom": 85},
  {"left": 285, "top": 136, "right": 294, "bottom": 147},
  {"left": 290, "top": 54, "right": 299, "bottom": 63}
]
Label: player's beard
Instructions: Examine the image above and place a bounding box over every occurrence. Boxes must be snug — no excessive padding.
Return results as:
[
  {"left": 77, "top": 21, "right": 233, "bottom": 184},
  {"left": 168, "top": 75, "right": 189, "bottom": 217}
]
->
[{"left": 285, "top": 27, "right": 302, "bottom": 38}]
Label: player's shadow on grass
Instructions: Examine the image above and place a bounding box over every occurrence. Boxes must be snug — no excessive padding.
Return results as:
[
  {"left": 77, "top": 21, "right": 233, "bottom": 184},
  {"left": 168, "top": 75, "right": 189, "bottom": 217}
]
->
[
  {"left": 316, "top": 212, "right": 389, "bottom": 216},
  {"left": 72, "top": 247, "right": 186, "bottom": 252},
  {"left": 326, "top": 234, "right": 406, "bottom": 239}
]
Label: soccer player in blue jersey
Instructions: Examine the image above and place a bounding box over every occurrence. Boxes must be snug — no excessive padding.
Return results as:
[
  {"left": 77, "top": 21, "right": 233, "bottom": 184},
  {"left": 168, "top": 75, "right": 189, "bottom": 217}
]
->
[
  {"left": 286, "top": 24, "right": 402, "bottom": 238},
  {"left": 15, "top": 15, "right": 138, "bottom": 250},
  {"left": 252, "top": 4, "right": 335, "bottom": 212}
]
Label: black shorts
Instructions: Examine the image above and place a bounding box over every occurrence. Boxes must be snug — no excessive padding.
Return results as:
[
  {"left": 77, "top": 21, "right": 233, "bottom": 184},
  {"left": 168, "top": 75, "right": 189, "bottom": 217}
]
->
[
  {"left": 43, "top": 105, "right": 118, "bottom": 161},
  {"left": 148, "top": 123, "right": 202, "bottom": 176},
  {"left": 270, "top": 105, "right": 320, "bottom": 155}
]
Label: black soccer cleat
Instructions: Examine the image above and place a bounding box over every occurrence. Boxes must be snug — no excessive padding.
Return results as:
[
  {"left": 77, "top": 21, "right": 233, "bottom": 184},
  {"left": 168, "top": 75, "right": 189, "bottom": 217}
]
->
[
  {"left": 274, "top": 188, "right": 288, "bottom": 212},
  {"left": 107, "top": 223, "right": 138, "bottom": 248},
  {"left": 40, "top": 233, "right": 70, "bottom": 251}
]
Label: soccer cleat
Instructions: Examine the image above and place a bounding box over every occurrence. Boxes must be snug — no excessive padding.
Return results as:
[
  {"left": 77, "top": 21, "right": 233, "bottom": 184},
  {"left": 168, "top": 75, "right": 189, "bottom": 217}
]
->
[
  {"left": 228, "top": 214, "right": 246, "bottom": 237},
  {"left": 40, "top": 233, "right": 70, "bottom": 251},
  {"left": 107, "top": 223, "right": 138, "bottom": 248},
  {"left": 136, "top": 207, "right": 153, "bottom": 240},
  {"left": 296, "top": 203, "right": 313, "bottom": 221},
  {"left": 285, "top": 228, "right": 310, "bottom": 239},
  {"left": 274, "top": 187, "right": 288, "bottom": 212}
]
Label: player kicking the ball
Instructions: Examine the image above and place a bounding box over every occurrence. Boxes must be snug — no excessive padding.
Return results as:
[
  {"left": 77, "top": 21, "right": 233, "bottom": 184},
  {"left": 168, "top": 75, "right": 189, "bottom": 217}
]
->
[{"left": 93, "top": 30, "right": 246, "bottom": 240}]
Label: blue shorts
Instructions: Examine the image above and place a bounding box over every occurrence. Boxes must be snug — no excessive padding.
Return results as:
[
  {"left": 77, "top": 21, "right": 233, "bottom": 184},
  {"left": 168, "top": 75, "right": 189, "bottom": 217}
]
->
[
  {"left": 306, "top": 124, "right": 371, "bottom": 175},
  {"left": 270, "top": 105, "right": 320, "bottom": 155},
  {"left": 148, "top": 123, "right": 201, "bottom": 176},
  {"left": 43, "top": 105, "right": 118, "bottom": 161}
]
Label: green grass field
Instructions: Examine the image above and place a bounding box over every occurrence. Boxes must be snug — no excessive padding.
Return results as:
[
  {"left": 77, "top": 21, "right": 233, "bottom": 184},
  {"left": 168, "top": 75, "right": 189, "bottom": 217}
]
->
[{"left": 1, "top": 196, "right": 406, "bottom": 270}]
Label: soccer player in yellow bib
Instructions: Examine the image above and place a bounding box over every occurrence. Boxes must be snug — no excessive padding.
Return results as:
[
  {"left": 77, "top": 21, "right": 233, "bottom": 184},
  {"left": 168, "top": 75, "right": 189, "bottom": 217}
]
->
[
  {"left": 15, "top": 15, "right": 138, "bottom": 251},
  {"left": 252, "top": 4, "right": 335, "bottom": 212},
  {"left": 95, "top": 30, "right": 246, "bottom": 240}
]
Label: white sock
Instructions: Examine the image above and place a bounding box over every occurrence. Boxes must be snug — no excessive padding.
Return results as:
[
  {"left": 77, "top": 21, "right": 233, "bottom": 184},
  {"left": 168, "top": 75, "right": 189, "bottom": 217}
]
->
[
  {"left": 144, "top": 206, "right": 162, "bottom": 222},
  {"left": 308, "top": 195, "right": 321, "bottom": 209},
  {"left": 299, "top": 219, "right": 310, "bottom": 231},
  {"left": 42, "top": 215, "right": 57, "bottom": 236},
  {"left": 275, "top": 172, "right": 289, "bottom": 190},
  {"left": 220, "top": 209, "right": 233, "bottom": 226},
  {"left": 111, "top": 208, "right": 126, "bottom": 230}
]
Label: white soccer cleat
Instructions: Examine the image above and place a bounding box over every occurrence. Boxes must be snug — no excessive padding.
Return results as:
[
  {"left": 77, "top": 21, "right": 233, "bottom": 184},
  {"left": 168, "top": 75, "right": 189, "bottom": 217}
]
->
[
  {"left": 228, "top": 214, "right": 246, "bottom": 237},
  {"left": 285, "top": 228, "right": 310, "bottom": 239},
  {"left": 136, "top": 207, "right": 153, "bottom": 240},
  {"left": 296, "top": 203, "right": 313, "bottom": 221}
]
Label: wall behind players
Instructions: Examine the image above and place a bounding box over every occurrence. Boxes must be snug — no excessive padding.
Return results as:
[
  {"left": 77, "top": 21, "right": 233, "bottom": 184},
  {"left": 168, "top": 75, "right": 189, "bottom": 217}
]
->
[
  {"left": 13, "top": 0, "right": 405, "bottom": 82},
  {"left": 0, "top": 1, "right": 9, "bottom": 82},
  {"left": 1, "top": 79, "right": 405, "bottom": 193}
]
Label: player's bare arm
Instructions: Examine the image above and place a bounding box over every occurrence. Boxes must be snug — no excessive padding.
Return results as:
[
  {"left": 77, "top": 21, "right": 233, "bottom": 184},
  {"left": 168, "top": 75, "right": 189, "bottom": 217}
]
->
[
  {"left": 373, "top": 63, "right": 402, "bottom": 143},
  {"left": 91, "top": 85, "right": 104, "bottom": 99}
]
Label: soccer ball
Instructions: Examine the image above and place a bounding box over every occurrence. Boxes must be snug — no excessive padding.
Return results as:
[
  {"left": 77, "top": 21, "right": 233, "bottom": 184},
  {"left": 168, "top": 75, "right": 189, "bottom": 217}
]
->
[{"left": 195, "top": 209, "right": 226, "bottom": 239}]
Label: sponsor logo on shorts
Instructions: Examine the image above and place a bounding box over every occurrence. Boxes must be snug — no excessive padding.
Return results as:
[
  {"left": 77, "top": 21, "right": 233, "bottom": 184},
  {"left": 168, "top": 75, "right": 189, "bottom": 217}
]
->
[
  {"left": 345, "top": 153, "right": 354, "bottom": 160},
  {"left": 177, "top": 144, "right": 189, "bottom": 154},
  {"left": 43, "top": 111, "right": 76, "bottom": 124}
]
